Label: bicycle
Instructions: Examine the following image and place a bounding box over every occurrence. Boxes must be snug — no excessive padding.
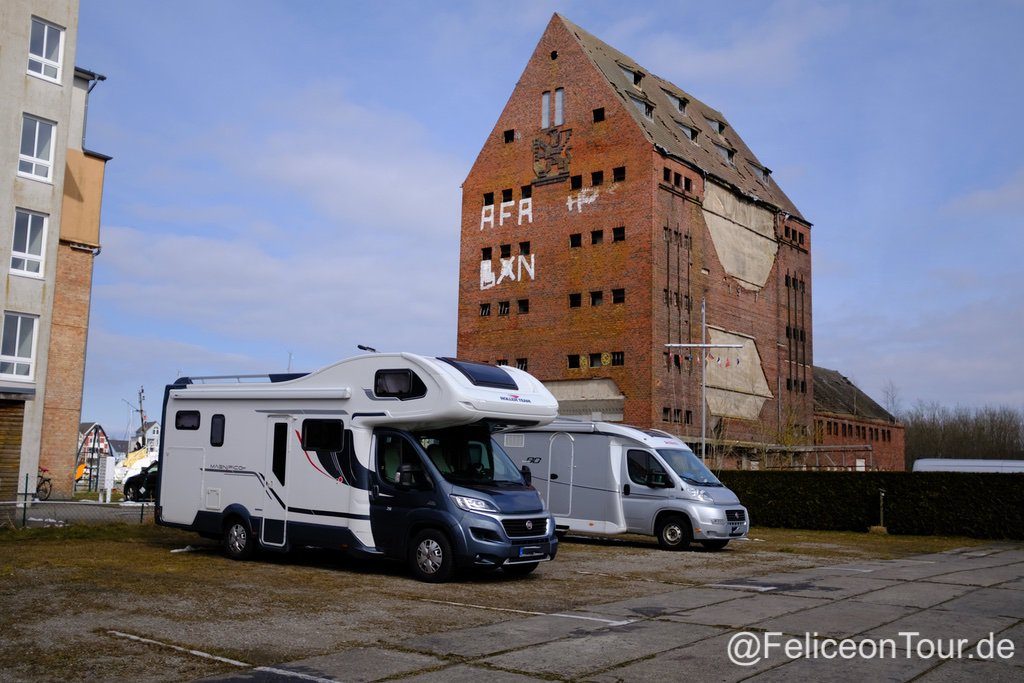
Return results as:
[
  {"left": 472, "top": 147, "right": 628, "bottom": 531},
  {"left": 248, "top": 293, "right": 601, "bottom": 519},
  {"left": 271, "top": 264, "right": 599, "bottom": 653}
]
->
[{"left": 36, "top": 467, "right": 52, "bottom": 501}]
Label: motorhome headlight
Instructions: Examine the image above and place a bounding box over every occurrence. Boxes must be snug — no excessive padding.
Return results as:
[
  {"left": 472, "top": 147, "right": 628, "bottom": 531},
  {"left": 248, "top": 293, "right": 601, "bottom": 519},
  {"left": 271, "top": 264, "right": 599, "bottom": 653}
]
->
[
  {"left": 450, "top": 495, "right": 499, "bottom": 513},
  {"left": 682, "top": 484, "right": 714, "bottom": 503}
]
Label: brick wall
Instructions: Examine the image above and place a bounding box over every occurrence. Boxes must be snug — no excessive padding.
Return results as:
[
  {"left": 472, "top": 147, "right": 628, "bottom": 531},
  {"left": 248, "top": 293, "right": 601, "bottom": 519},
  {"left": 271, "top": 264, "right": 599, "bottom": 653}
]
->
[{"left": 815, "top": 413, "right": 906, "bottom": 471}]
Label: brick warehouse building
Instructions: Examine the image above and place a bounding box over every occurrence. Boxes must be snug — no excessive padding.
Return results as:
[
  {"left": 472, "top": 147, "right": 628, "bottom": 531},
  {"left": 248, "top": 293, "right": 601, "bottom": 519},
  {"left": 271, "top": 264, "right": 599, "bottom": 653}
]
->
[{"left": 456, "top": 14, "right": 814, "bottom": 459}]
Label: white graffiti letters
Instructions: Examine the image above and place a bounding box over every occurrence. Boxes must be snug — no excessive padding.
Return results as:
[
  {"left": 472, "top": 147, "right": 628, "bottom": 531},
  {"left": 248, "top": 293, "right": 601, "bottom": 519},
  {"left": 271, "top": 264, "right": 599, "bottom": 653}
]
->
[
  {"left": 480, "top": 198, "right": 533, "bottom": 230},
  {"left": 479, "top": 254, "right": 536, "bottom": 290}
]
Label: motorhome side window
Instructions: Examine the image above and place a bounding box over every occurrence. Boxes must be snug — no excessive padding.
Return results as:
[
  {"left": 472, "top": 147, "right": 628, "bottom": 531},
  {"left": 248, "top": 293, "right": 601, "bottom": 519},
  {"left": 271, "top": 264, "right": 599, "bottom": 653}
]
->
[
  {"left": 175, "top": 410, "right": 200, "bottom": 430},
  {"left": 627, "top": 450, "right": 669, "bottom": 487},
  {"left": 374, "top": 369, "right": 427, "bottom": 400},
  {"left": 272, "top": 423, "right": 287, "bottom": 485},
  {"left": 301, "top": 419, "right": 344, "bottom": 450},
  {"left": 210, "top": 414, "right": 225, "bottom": 447}
]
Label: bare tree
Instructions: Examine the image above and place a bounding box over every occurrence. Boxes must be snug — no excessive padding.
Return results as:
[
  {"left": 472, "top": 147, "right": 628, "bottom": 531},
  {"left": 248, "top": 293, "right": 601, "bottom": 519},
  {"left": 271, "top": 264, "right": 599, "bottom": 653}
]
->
[
  {"left": 903, "top": 403, "right": 1024, "bottom": 465},
  {"left": 882, "top": 379, "right": 902, "bottom": 418}
]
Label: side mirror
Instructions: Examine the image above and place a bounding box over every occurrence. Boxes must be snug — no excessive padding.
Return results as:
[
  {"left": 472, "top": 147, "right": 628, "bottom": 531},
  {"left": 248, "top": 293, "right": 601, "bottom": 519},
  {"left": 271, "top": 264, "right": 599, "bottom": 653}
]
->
[{"left": 520, "top": 465, "right": 532, "bottom": 486}]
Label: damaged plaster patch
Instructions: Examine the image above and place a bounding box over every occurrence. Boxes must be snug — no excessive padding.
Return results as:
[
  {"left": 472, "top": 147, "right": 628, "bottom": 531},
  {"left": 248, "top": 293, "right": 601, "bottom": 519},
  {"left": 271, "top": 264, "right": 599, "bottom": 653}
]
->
[
  {"left": 702, "top": 182, "right": 778, "bottom": 290},
  {"left": 704, "top": 327, "right": 773, "bottom": 420}
]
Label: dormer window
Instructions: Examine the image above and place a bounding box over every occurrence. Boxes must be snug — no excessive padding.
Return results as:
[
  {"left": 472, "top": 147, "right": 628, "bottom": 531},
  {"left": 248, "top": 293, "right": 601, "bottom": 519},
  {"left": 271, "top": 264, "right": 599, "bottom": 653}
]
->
[
  {"left": 676, "top": 121, "right": 697, "bottom": 141},
  {"left": 630, "top": 96, "right": 653, "bottom": 119},
  {"left": 748, "top": 163, "right": 770, "bottom": 184},
  {"left": 705, "top": 116, "right": 726, "bottom": 135},
  {"left": 664, "top": 91, "right": 688, "bottom": 114},
  {"left": 621, "top": 65, "right": 643, "bottom": 88},
  {"left": 714, "top": 143, "right": 735, "bottom": 165}
]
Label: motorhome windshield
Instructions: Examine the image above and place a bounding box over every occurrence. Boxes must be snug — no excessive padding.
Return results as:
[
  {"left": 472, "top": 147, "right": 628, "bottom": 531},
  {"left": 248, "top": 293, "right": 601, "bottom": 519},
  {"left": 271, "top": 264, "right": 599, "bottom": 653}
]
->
[
  {"left": 657, "top": 448, "right": 723, "bottom": 486},
  {"left": 413, "top": 425, "right": 524, "bottom": 486}
]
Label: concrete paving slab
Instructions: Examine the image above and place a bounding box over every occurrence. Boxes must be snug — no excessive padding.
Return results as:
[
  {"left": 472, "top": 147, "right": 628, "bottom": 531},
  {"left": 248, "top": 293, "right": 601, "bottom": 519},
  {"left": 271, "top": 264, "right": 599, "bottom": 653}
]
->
[
  {"left": 585, "top": 631, "right": 779, "bottom": 683},
  {"left": 399, "top": 614, "right": 610, "bottom": 658},
  {"left": 573, "top": 587, "right": 744, "bottom": 617},
  {"left": 401, "top": 664, "right": 547, "bottom": 682},
  {"left": 743, "top": 651, "right": 938, "bottom": 682},
  {"left": 667, "top": 594, "right": 830, "bottom": 628},
  {"left": 769, "top": 576, "right": 902, "bottom": 600},
  {"left": 1000, "top": 578, "right": 1024, "bottom": 591},
  {"left": 753, "top": 600, "right": 916, "bottom": 639},
  {"left": 199, "top": 646, "right": 443, "bottom": 683},
  {"left": 927, "top": 564, "right": 1024, "bottom": 587},
  {"left": 934, "top": 587, "right": 1024, "bottom": 619},
  {"left": 851, "top": 581, "right": 973, "bottom": 608},
  {"left": 916, "top": 658, "right": 1024, "bottom": 681},
  {"left": 861, "top": 610, "right": 1017, "bottom": 649},
  {"left": 482, "top": 619, "right": 722, "bottom": 678}
]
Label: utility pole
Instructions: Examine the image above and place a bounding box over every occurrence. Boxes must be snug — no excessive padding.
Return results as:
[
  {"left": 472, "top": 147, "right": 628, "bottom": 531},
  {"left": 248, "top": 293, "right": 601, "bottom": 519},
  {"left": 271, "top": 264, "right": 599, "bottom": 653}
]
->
[
  {"left": 137, "top": 386, "right": 147, "bottom": 449},
  {"left": 665, "top": 297, "right": 742, "bottom": 465}
]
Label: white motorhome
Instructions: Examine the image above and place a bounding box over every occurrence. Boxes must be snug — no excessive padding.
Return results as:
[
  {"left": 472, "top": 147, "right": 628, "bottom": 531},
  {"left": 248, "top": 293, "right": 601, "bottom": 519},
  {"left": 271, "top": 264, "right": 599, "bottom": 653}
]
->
[
  {"left": 503, "top": 419, "right": 749, "bottom": 550},
  {"left": 156, "top": 353, "right": 560, "bottom": 581}
]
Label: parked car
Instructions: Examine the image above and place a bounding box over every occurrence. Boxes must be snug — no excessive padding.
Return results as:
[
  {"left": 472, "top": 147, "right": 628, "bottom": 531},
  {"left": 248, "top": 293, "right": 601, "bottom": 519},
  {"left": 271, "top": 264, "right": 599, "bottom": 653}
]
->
[{"left": 124, "top": 461, "right": 158, "bottom": 501}]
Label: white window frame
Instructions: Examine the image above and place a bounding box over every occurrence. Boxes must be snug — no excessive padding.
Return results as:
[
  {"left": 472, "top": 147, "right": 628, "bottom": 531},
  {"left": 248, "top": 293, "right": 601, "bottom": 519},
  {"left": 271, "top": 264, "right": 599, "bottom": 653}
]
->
[
  {"left": 27, "top": 17, "right": 65, "bottom": 83},
  {"left": 10, "top": 209, "right": 48, "bottom": 278},
  {"left": 0, "top": 312, "right": 39, "bottom": 381},
  {"left": 554, "top": 88, "right": 564, "bottom": 126},
  {"left": 19, "top": 115, "right": 56, "bottom": 182},
  {"left": 541, "top": 91, "right": 550, "bottom": 128}
]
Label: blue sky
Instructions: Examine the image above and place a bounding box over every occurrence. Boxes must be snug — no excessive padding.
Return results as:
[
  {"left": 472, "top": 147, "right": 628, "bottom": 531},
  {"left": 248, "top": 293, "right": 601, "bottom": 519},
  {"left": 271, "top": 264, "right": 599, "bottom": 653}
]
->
[{"left": 75, "top": 0, "right": 1024, "bottom": 436}]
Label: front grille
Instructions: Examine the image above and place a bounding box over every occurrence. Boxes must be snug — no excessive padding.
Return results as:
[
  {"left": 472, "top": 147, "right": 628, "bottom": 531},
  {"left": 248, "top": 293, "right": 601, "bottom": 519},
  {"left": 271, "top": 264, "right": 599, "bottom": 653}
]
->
[
  {"left": 502, "top": 517, "right": 548, "bottom": 538},
  {"left": 726, "top": 509, "right": 746, "bottom": 522}
]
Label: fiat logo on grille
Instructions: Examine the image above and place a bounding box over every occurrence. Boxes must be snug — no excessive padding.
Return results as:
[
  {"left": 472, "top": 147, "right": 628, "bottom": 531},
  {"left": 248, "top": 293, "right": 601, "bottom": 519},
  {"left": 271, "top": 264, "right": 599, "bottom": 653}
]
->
[{"left": 525, "top": 520, "right": 534, "bottom": 531}]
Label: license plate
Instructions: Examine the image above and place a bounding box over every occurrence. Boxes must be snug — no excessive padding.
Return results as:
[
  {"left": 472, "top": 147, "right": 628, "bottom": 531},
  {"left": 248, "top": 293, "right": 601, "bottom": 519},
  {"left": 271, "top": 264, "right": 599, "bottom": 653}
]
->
[{"left": 518, "top": 545, "right": 543, "bottom": 558}]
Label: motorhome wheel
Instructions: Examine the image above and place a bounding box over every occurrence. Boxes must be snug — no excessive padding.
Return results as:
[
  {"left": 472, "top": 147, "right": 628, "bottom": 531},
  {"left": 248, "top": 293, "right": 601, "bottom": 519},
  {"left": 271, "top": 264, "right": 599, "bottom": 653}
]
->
[
  {"left": 224, "top": 518, "right": 256, "bottom": 560},
  {"left": 409, "top": 529, "right": 455, "bottom": 583},
  {"left": 656, "top": 515, "right": 692, "bottom": 550}
]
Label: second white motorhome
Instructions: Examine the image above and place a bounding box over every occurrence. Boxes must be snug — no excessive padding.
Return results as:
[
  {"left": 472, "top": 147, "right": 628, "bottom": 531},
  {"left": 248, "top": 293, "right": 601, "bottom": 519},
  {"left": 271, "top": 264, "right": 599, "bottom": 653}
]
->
[
  {"left": 502, "top": 419, "right": 749, "bottom": 550},
  {"left": 156, "top": 353, "right": 560, "bottom": 581}
]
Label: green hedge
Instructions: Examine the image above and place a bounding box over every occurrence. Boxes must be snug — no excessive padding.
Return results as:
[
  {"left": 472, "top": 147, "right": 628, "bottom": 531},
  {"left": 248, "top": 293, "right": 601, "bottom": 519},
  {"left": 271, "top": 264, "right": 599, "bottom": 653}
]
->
[{"left": 717, "top": 471, "right": 1024, "bottom": 539}]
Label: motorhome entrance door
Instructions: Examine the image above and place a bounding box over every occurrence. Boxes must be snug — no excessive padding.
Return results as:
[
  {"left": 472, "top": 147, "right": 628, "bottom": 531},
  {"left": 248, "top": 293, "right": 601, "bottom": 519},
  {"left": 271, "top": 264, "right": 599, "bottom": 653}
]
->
[
  {"left": 547, "top": 433, "right": 574, "bottom": 516},
  {"left": 262, "top": 417, "right": 292, "bottom": 547}
]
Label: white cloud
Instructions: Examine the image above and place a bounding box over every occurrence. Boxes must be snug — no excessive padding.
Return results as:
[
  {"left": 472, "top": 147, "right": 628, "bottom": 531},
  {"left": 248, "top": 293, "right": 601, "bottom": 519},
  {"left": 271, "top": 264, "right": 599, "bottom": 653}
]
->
[{"left": 946, "top": 168, "right": 1024, "bottom": 214}]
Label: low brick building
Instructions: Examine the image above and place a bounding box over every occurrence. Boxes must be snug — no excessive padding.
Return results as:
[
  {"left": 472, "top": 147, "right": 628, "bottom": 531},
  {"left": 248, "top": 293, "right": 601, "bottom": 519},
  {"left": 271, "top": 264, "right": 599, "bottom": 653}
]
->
[
  {"left": 813, "top": 366, "right": 906, "bottom": 471},
  {"left": 457, "top": 14, "right": 813, "bottom": 456}
]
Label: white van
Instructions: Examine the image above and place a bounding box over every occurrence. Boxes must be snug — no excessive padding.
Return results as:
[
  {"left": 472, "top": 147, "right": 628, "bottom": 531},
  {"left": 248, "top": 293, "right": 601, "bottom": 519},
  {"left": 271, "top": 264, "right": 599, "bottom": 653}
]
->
[
  {"left": 502, "top": 418, "right": 749, "bottom": 550},
  {"left": 156, "top": 353, "right": 560, "bottom": 581}
]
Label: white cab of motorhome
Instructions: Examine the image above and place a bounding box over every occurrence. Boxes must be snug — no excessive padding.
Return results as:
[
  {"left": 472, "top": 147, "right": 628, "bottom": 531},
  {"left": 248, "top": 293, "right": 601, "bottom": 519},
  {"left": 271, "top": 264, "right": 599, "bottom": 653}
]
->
[
  {"left": 503, "top": 418, "right": 749, "bottom": 550},
  {"left": 156, "top": 353, "right": 560, "bottom": 581}
]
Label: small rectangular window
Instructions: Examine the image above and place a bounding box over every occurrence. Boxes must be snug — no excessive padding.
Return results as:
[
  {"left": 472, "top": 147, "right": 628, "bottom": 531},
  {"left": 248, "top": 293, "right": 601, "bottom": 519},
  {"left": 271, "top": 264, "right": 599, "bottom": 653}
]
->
[
  {"left": 479, "top": 303, "right": 491, "bottom": 316},
  {"left": 501, "top": 188, "right": 513, "bottom": 203},
  {"left": 568, "top": 354, "right": 580, "bottom": 369},
  {"left": 613, "top": 226, "right": 625, "bottom": 242},
  {"left": 301, "top": 419, "right": 344, "bottom": 451},
  {"left": 569, "top": 293, "right": 581, "bottom": 308},
  {"left": 570, "top": 174, "right": 582, "bottom": 190},
  {"left": 0, "top": 312, "right": 37, "bottom": 378},
  {"left": 685, "top": 410, "right": 693, "bottom": 425},
  {"left": 630, "top": 96, "right": 653, "bottom": 119},
  {"left": 613, "top": 166, "right": 626, "bottom": 182},
  {"left": 483, "top": 192, "right": 494, "bottom": 206},
  {"left": 175, "top": 410, "right": 201, "bottom": 430},
  {"left": 589, "top": 352, "right": 603, "bottom": 367},
  {"left": 684, "top": 177, "right": 692, "bottom": 192},
  {"left": 714, "top": 143, "right": 735, "bottom": 165},
  {"left": 591, "top": 229, "right": 603, "bottom": 245},
  {"left": 593, "top": 107, "right": 605, "bottom": 122},
  {"left": 272, "top": 422, "right": 287, "bottom": 484},
  {"left": 481, "top": 247, "right": 492, "bottom": 261},
  {"left": 676, "top": 122, "right": 697, "bottom": 141},
  {"left": 497, "top": 301, "right": 510, "bottom": 316},
  {"left": 673, "top": 409, "right": 682, "bottom": 423},
  {"left": 569, "top": 233, "right": 582, "bottom": 248},
  {"left": 516, "top": 358, "right": 528, "bottom": 371},
  {"left": 500, "top": 243, "right": 511, "bottom": 258},
  {"left": 210, "top": 414, "right": 225, "bottom": 447},
  {"left": 590, "top": 290, "right": 603, "bottom": 306},
  {"left": 705, "top": 116, "right": 725, "bottom": 134},
  {"left": 503, "top": 129, "right": 515, "bottom": 143},
  {"left": 517, "top": 299, "right": 529, "bottom": 314},
  {"left": 19, "top": 115, "right": 55, "bottom": 180},
  {"left": 672, "top": 172, "right": 681, "bottom": 188},
  {"left": 541, "top": 91, "right": 550, "bottom": 128},
  {"left": 554, "top": 88, "right": 564, "bottom": 126},
  {"left": 11, "top": 209, "right": 46, "bottom": 276},
  {"left": 611, "top": 351, "right": 624, "bottom": 366},
  {"left": 662, "top": 407, "right": 671, "bottom": 422},
  {"left": 375, "top": 369, "right": 427, "bottom": 399},
  {"left": 521, "top": 184, "right": 532, "bottom": 199},
  {"left": 519, "top": 241, "right": 530, "bottom": 255},
  {"left": 799, "top": 233, "right": 805, "bottom": 245},
  {"left": 612, "top": 288, "right": 625, "bottom": 304},
  {"left": 496, "top": 359, "right": 508, "bottom": 366},
  {"left": 591, "top": 171, "right": 604, "bottom": 186},
  {"left": 663, "top": 167, "right": 671, "bottom": 182},
  {"left": 28, "top": 18, "right": 64, "bottom": 82}
]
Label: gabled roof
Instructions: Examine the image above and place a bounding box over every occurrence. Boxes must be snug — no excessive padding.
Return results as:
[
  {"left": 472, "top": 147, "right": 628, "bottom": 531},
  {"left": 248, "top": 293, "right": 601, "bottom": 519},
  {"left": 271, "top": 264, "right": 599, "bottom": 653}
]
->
[
  {"left": 814, "top": 366, "right": 896, "bottom": 423},
  {"left": 556, "top": 14, "right": 805, "bottom": 222}
]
